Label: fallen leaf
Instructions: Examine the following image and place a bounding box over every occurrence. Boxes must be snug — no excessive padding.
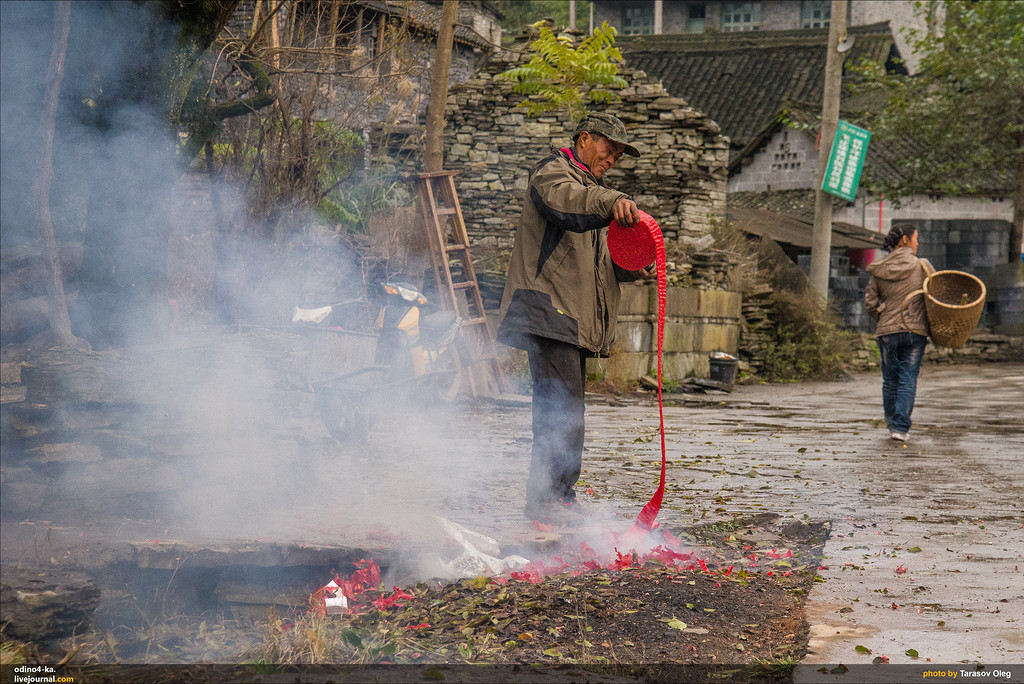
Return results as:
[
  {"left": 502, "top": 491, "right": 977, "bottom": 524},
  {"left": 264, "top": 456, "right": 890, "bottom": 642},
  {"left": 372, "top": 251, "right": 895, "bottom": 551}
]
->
[
  {"left": 666, "top": 619, "right": 688, "bottom": 630},
  {"left": 856, "top": 645, "right": 872, "bottom": 654}
]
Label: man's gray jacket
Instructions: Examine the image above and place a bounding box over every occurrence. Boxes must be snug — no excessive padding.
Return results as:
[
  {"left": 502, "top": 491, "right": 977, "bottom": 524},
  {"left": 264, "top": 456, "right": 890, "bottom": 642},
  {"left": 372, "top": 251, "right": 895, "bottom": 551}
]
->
[{"left": 497, "top": 148, "right": 647, "bottom": 356}]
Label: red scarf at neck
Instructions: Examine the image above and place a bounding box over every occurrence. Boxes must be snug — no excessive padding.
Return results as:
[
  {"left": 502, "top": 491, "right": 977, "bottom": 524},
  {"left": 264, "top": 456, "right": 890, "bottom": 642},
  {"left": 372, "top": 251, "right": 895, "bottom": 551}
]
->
[{"left": 561, "top": 147, "right": 591, "bottom": 174}]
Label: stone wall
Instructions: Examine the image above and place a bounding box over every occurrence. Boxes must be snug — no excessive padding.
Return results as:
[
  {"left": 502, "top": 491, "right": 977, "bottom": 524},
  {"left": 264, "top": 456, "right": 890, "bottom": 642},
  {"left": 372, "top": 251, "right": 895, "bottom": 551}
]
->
[
  {"left": 587, "top": 284, "right": 743, "bottom": 384},
  {"left": 847, "top": 331, "right": 1024, "bottom": 374},
  {"left": 442, "top": 52, "right": 729, "bottom": 254}
]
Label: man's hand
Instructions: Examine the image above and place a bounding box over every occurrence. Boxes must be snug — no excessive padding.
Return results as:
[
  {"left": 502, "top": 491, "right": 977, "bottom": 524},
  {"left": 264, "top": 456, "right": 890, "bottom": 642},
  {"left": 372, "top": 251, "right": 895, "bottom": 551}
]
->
[
  {"left": 613, "top": 197, "right": 639, "bottom": 226},
  {"left": 640, "top": 264, "right": 657, "bottom": 280}
]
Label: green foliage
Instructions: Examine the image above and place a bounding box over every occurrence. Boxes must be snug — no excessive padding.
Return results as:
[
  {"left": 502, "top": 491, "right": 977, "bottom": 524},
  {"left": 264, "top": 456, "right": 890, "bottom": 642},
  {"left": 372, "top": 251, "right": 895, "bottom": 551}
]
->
[
  {"left": 207, "top": 117, "right": 367, "bottom": 227},
  {"left": 0, "top": 641, "right": 27, "bottom": 665},
  {"left": 498, "top": 21, "right": 627, "bottom": 123},
  {"left": 761, "top": 291, "right": 856, "bottom": 382},
  {"left": 318, "top": 171, "right": 412, "bottom": 234},
  {"left": 848, "top": 0, "right": 1024, "bottom": 198}
]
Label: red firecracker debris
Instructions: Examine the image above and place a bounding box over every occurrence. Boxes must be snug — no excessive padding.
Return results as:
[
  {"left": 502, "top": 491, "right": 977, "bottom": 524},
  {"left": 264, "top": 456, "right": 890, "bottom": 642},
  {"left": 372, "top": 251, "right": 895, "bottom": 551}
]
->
[{"left": 373, "top": 586, "right": 415, "bottom": 610}]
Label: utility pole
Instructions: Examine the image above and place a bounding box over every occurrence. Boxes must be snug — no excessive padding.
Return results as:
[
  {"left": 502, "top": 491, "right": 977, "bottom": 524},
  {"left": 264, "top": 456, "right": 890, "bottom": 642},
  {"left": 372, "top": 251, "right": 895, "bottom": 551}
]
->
[
  {"left": 569, "top": 0, "right": 576, "bottom": 29},
  {"left": 809, "top": 0, "right": 848, "bottom": 300}
]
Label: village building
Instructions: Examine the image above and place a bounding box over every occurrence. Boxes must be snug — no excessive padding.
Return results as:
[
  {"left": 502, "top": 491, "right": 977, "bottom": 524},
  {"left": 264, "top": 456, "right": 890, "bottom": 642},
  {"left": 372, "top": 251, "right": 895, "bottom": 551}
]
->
[
  {"left": 615, "top": 20, "right": 1020, "bottom": 333},
  {"left": 225, "top": 0, "right": 502, "bottom": 128},
  {"left": 589, "top": 0, "right": 936, "bottom": 72}
]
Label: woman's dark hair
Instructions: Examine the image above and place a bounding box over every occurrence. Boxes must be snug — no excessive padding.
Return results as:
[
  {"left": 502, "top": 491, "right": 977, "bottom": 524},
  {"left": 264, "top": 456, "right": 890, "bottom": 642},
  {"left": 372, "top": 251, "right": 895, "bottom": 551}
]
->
[{"left": 884, "top": 222, "right": 917, "bottom": 251}]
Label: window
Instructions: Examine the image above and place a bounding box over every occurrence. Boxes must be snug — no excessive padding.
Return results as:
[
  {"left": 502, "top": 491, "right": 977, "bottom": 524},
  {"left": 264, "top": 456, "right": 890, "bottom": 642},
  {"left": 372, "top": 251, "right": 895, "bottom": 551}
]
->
[
  {"left": 622, "top": 5, "right": 655, "bottom": 35},
  {"left": 722, "top": 2, "right": 760, "bottom": 32},
  {"left": 801, "top": 0, "right": 831, "bottom": 28},
  {"left": 687, "top": 3, "right": 706, "bottom": 33}
]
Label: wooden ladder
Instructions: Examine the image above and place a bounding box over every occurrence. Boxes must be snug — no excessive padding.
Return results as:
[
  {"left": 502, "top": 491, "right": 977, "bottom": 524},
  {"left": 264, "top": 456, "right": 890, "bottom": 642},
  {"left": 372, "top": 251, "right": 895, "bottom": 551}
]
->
[{"left": 414, "top": 171, "right": 504, "bottom": 397}]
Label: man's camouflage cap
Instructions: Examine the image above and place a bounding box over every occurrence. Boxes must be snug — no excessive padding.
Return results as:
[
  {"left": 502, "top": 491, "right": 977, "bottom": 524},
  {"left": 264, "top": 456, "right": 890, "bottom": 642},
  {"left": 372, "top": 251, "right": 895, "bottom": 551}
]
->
[{"left": 574, "top": 112, "right": 641, "bottom": 157}]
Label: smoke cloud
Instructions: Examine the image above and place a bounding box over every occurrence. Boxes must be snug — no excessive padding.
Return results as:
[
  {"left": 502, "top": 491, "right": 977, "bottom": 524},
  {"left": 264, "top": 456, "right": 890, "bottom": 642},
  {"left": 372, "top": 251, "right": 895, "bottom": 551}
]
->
[{"left": 2, "top": 3, "right": 670, "bottom": 587}]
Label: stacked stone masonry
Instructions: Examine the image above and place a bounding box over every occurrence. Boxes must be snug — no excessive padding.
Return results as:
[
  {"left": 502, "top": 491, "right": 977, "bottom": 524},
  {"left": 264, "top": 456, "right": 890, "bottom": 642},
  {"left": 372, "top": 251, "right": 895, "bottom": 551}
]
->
[
  {"left": 443, "top": 51, "right": 730, "bottom": 252},
  {"left": 587, "top": 283, "right": 743, "bottom": 384}
]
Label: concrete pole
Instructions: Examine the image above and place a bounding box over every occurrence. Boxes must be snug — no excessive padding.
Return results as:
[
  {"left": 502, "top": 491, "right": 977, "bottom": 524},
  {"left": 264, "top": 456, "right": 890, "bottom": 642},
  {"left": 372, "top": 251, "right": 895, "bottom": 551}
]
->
[
  {"left": 809, "top": 0, "right": 847, "bottom": 300},
  {"left": 569, "top": 0, "right": 576, "bottom": 29},
  {"left": 654, "top": 0, "right": 663, "bottom": 34}
]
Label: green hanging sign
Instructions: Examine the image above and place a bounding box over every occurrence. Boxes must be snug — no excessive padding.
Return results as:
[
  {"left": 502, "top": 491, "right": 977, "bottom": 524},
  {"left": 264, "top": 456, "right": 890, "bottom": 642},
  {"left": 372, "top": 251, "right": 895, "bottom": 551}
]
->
[{"left": 822, "top": 120, "right": 871, "bottom": 202}]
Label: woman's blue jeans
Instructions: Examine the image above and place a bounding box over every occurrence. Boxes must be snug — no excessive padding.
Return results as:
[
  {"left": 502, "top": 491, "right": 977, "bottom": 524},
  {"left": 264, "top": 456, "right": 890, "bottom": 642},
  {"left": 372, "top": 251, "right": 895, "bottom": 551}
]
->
[{"left": 878, "top": 332, "right": 928, "bottom": 433}]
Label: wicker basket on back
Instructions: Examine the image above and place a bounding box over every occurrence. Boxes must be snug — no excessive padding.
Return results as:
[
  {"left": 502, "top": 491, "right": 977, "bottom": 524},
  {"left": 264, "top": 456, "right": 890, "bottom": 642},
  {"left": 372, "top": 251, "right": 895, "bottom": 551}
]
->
[{"left": 901, "top": 270, "right": 986, "bottom": 348}]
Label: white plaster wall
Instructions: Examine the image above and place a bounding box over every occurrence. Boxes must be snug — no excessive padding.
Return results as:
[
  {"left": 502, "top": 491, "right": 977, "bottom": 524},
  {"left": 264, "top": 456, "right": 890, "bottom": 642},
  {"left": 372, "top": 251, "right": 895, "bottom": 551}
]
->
[
  {"left": 850, "top": 0, "right": 939, "bottom": 74},
  {"left": 836, "top": 193, "right": 1013, "bottom": 237},
  {"left": 727, "top": 128, "right": 819, "bottom": 193}
]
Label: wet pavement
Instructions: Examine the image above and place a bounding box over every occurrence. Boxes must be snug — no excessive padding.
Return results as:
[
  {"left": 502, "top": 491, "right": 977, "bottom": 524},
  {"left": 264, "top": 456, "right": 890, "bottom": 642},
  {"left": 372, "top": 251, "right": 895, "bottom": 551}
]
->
[
  {"left": 243, "top": 360, "right": 1023, "bottom": 667},
  {"left": 2, "top": 356, "right": 1022, "bottom": 670},
  {"left": 486, "top": 362, "right": 1024, "bottom": 669}
]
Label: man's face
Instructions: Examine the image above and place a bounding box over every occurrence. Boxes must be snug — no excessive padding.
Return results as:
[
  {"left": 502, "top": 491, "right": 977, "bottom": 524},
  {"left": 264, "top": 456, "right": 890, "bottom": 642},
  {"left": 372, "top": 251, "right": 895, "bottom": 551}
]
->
[{"left": 575, "top": 131, "right": 625, "bottom": 179}]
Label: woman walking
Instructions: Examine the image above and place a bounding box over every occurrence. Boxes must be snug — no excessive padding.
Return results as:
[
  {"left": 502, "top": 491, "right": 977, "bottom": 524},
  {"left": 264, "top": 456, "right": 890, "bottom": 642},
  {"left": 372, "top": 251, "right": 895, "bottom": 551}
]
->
[{"left": 865, "top": 223, "right": 934, "bottom": 442}]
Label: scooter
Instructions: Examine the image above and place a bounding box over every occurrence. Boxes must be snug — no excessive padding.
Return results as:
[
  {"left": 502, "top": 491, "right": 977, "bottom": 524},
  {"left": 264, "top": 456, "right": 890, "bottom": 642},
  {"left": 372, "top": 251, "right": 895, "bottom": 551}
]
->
[{"left": 292, "top": 282, "right": 462, "bottom": 441}]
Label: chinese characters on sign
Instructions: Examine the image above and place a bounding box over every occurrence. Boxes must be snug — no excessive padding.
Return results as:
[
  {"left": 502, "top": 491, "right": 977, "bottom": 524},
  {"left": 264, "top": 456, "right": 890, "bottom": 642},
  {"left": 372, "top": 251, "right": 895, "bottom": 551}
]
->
[{"left": 822, "top": 120, "right": 871, "bottom": 202}]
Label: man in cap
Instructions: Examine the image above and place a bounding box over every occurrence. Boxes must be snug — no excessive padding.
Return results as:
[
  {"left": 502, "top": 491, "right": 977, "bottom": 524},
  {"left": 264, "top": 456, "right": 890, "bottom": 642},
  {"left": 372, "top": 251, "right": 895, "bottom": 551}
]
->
[{"left": 497, "top": 112, "right": 653, "bottom": 524}]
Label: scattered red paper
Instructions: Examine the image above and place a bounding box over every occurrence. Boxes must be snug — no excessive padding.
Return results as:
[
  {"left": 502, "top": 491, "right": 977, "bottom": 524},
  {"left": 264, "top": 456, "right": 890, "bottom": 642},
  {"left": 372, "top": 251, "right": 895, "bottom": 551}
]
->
[
  {"left": 308, "top": 558, "right": 383, "bottom": 616},
  {"left": 405, "top": 622, "right": 430, "bottom": 630},
  {"left": 373, "top": 586, "right": 415, "bottom": 610}
]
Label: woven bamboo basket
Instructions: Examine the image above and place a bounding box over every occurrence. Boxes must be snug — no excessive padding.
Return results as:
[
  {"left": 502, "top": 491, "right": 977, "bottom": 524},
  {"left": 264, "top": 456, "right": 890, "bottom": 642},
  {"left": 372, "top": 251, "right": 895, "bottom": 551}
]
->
[{"left": 901, "top": 270, "right": 986, "bottom": 349}]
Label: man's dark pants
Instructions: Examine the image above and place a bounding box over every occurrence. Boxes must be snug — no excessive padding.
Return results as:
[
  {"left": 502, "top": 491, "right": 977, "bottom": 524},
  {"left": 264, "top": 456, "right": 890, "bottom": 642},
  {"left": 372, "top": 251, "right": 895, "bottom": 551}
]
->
[{"left": 525, "top": 335, "right": 587, "bottom": 507}]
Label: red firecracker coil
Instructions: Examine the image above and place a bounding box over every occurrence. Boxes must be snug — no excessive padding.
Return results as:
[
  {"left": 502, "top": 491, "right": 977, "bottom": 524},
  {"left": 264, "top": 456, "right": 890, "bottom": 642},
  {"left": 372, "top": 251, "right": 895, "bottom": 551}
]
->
[
  {"left": 607, "top": 210, "right": 660, "bottom": 270},
  {"left": 607, "top": 210, "right": 669, "bottom": 534}
]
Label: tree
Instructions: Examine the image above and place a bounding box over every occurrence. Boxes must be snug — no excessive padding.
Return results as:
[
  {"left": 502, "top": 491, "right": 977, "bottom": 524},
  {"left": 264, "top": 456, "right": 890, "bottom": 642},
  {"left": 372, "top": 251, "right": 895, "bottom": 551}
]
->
[
  {"left": 32, "top": 1, "right": 77, "bottom": 348},
  {"left": 498, "top": 21, "right": 626, "bottom": 125},
  {"left": 424, "top": 0, "right": 459, "bottom": 173},
  {"left": 852, "top": 0, "right": 1024, "bottom": 262}
]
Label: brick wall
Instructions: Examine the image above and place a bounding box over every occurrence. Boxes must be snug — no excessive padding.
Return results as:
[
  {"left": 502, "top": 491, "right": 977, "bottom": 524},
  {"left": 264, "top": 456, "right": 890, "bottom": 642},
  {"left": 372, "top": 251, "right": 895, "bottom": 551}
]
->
[
  {"left": 728, "top": 128, "right": 818, "bottom": 192},
  {"left": 837, "top": 194, "right": 1014, "bottom": 238}
]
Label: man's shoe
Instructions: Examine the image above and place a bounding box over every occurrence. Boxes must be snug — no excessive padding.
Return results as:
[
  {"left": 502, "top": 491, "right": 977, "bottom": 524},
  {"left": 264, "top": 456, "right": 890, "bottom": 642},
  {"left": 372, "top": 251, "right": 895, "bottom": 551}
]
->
[
  {"left": 890, "top": 431, "right": 909, "bottom": 442},
  {"left": 525, "top": 497, "right": 587, "bottom": 524}
]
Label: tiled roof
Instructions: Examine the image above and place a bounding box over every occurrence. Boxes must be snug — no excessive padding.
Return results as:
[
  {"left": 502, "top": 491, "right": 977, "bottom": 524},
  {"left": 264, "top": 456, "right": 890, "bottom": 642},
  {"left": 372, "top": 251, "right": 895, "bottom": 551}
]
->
[
  {"left": 728, "top": 188, "right": 845, "bottom": 221},
  {"left": 619, "top": 23, "right": 896, "bottom": 151},
  {"left": 728, "top": 190, "right": 885, "bottom": 249},
  {"left": 359, "top": 0, "right": 495, "bottom": 49},
  {"left": 735, "top": 102, "right": 1011, "bottom": 193}
]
